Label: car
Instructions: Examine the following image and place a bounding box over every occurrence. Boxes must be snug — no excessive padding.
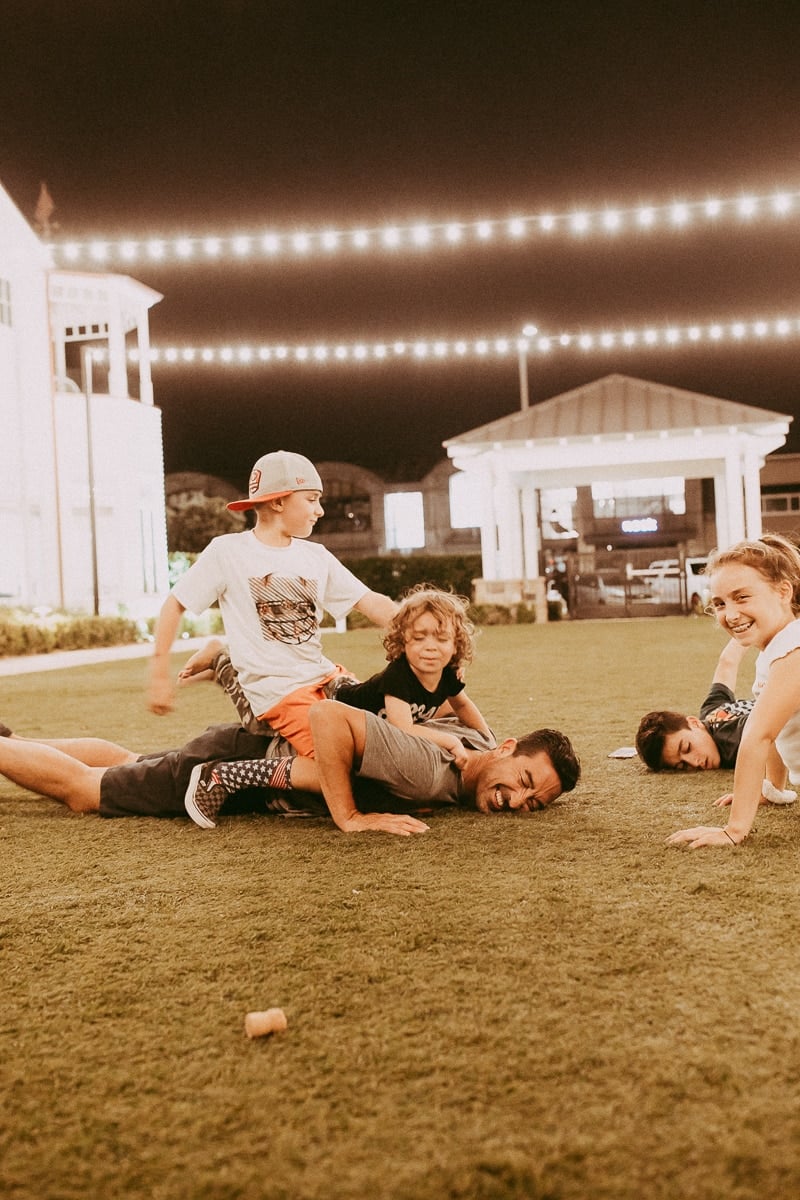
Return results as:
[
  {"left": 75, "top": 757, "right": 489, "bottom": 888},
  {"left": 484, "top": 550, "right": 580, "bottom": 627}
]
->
[
  {"left": 638, "top": 557, "right": 710, "bottom": 612},
  {"left": 575, "top": 569, "right": 651, "bottom": 605}
]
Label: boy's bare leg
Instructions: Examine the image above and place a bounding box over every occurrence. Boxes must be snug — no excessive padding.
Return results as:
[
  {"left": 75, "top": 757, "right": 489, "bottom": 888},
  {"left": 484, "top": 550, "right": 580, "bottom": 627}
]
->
[
  {"left": 0, "top": 740, "right": 104, "bottom": 811},
  {"left": 177, "top": 637, "right": 227, "bottom": 685},
  {"left": 7, "top": 735, "right": 137, "bottom": 767}
]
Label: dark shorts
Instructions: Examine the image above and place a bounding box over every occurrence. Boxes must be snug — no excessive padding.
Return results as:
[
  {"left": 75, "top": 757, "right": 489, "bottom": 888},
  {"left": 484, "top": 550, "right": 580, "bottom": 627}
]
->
[{"left": 99, "top": 724, "right": 275, "bottom": 818}]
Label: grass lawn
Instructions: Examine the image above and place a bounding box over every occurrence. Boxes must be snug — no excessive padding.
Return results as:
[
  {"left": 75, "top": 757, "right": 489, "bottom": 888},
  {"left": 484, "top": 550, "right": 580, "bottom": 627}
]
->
[{"left": 2, "top": 619, "right": 800, "bottom": 1200}]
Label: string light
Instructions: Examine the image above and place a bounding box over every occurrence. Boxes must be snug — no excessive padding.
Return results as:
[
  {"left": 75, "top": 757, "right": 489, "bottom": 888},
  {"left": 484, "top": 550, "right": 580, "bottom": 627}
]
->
[
  {"left": 125, "top": 313, "right": 800, "bottom": 367},
  {"left": 49, "top": 185, "right": 800, "bottom": 266}
]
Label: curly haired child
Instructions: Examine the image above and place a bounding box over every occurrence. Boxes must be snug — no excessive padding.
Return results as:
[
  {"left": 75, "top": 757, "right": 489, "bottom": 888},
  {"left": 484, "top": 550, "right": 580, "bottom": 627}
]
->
[{"left": 332, "top": 585, "right": 492, "bottom": 764}]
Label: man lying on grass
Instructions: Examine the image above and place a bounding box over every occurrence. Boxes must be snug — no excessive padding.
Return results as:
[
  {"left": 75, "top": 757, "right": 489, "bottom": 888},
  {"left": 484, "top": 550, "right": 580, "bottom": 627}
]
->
[
  {"left": 0, "top": 704, "right": 580, "bottom": 836},
  {"left": 634, "top": 638, "right": 795, "bottom": 805}
]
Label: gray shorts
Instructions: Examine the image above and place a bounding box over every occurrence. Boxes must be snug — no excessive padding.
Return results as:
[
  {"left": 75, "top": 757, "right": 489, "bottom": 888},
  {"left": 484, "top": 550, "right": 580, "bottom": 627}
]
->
[{"left": 99, "top": 724, "right": 282, "bottom": 818}]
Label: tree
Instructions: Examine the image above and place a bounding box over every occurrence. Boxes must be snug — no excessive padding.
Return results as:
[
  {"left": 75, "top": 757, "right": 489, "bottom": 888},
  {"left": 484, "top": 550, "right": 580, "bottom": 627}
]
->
[{"left": 167, "top": 496, "right": 246, "bottom": 553}]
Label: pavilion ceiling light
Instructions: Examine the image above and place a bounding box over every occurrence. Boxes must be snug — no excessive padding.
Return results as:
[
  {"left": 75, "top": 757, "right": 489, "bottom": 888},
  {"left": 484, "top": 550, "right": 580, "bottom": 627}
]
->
[{"left": 49, "top": 185, "right": 800, "bottom": 266}]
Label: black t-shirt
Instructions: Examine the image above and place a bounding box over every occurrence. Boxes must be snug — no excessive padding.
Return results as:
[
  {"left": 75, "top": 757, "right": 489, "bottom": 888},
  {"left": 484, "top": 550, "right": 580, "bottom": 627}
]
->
[
  {"left": 699, "top": 681, "right": 754, "bottom": 769},
  {"left": 334, "top": 654, "right": 465, "bottom": 723}
]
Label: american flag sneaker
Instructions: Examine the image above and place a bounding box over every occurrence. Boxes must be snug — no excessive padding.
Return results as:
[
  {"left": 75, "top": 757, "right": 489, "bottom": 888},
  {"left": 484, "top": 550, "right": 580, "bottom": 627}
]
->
[{"left": 184, "top": 761, "right": 229, "bottom": 828}]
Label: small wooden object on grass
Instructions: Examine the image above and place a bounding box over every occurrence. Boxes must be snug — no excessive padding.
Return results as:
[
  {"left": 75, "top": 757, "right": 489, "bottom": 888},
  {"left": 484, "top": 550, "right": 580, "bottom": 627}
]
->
[{"left": 244, "top": 1008, "right": 288, "bottom": 1038}]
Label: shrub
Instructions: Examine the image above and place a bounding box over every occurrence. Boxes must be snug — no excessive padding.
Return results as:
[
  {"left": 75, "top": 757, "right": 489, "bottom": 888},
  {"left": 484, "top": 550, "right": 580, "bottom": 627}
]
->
[
  {"left": 340, "top": 555, "right": 483, "bottom": 599},
  {"left": 0, "top": 610, "right": 142, "bottom": 658}
]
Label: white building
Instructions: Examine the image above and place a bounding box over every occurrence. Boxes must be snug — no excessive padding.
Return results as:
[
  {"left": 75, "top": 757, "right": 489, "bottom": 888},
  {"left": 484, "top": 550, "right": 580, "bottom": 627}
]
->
[
  {"left": 445, "top": 374, "right": 792, "bottom": 611},
  {"left": 0, "top": 181, "right": 169, "bottom": 617}
]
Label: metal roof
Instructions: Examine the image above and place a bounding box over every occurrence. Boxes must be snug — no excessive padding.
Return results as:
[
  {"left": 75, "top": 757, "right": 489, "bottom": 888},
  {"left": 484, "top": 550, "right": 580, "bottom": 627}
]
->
[{"left": 444, "top": 374, "right": 791, "bottom": 447}]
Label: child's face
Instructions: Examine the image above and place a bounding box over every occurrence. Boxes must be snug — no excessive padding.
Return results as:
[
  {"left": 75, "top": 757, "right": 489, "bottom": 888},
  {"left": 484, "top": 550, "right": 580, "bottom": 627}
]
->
[
  {"left": 267, "top": 490, "right": 324, "bottom": 538},
  {"left": 403, "top": 611, "right": 456, "bottom": 678},
  {"left": 660, "top": 718, "right": 721, "bottom": 770},
  {"left": 707, "top": 563, "right": 794, "bottom": 650}
]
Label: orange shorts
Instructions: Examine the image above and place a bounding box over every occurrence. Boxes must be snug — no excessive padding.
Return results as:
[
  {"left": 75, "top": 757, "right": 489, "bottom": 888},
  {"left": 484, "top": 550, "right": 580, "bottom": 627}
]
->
[{"left": 258, "top": 666, "right": 355, "bottom": 758}]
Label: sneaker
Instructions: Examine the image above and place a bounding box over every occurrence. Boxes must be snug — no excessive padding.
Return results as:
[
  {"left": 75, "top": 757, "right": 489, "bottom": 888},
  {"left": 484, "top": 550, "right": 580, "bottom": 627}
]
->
[
  {"left": 0, "top": 722, "right": 11, "bottom": 738},
  {"left": 185, "top": 761, "right": 229, "bottom": 828}
]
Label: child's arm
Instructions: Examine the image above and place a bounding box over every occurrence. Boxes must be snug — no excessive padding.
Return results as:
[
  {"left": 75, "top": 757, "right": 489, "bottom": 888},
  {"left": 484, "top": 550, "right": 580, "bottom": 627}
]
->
[
  {"left": 352, "top": 590, "right": 398, "bottom": 627},
  {"left": 382, "top": 694, "right": 471, "bottom": 768},
  {"left": 148, "top": 594, "right": 187, "bottom": 715},
  {"left": 444, "top": 691, "right": 493, "bottom": 740},
  {"left": 712, "top": 637, "right": 748, "bottom": 691},
  {"left": 670, "top": 650, "right": 800, "bottom": 847}
]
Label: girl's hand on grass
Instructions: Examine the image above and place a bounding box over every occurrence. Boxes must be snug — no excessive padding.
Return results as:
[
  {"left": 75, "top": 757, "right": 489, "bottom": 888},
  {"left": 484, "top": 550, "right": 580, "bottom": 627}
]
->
[
  {"left": 712, "top": 791, "right": 734, "bottom": 807},
  {"left": 666, "top": 826, "right": 739, "bottom": 849}
]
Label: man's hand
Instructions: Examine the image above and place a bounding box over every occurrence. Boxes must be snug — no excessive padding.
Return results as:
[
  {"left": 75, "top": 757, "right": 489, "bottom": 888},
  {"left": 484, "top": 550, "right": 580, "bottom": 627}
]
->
[
  {"left": 712, "top": 791, "right": 734, "bottom": 807},
  {"left": 339, "top": 812, "right": 430, "bottom": 836},
  {"left": 666, "top": 825, "right": 739, "bottom": 848}
]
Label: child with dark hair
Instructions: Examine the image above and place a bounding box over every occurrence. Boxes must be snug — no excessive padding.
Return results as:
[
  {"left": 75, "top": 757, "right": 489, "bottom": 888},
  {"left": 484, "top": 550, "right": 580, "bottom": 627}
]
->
[{"left": 636, "top": 636, "right": 794, "bottom": 803}]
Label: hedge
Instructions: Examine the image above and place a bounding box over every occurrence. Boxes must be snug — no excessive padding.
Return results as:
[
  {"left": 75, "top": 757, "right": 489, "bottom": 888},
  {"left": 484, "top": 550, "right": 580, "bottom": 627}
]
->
[
  {"left": 340, "top": 555, "right": 483, "bottom": 600},
  {"left": 0, "top": 612, "right": 142, "bottom": 658}
]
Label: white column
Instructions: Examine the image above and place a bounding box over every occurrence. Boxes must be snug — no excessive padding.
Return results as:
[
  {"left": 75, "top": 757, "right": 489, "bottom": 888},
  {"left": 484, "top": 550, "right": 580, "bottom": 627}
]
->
[
  {"left": 713, "top": 472, "right": 730, "bottom": 549},
  {"left": 742, "top": 444, "right": 763, "bottom": 539},
  {"left": 519, "top": 481, "right": 540, "bottom": 579},
  {"left": 476, "top": 463, "right": 498, "bottom": 580},
  {"left": 136, "top": 311, "right": 154, "bottom": 406},
  {"left": 724, "top": 450, "right": 746, "bottom": 545},
  {"left": 494, "top": 474, "right": 523, "bottom": 579},
  {"left": 107, "top": 297, "right": 128, "bottom": 399}
]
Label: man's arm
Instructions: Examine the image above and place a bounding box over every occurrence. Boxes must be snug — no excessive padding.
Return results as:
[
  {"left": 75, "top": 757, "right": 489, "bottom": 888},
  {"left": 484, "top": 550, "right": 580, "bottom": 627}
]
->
[
  {"left": 353, "top": 590, "right": 398, "bottom": 627},
  {"left": 148, "top": 594, "right": 187, "bottom": 715},
  {"left": 308, "top": 702, "right": 430, "bottom": 836}
]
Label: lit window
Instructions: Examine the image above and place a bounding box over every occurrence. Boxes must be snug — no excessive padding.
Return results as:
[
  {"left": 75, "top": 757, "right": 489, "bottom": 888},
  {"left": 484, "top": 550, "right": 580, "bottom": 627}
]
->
[
  {"left": 449, "top": 472, "right": 482, "bottom": 528},
  {"left": 591, "top": 477, "right": 685, "bottom": 519},
  {"left": 385, "top": 492, "right": 425, "bottom": 550}
]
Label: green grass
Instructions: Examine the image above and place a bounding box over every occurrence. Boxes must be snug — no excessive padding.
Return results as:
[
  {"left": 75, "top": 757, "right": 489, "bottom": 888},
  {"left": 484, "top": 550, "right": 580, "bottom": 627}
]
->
[{"left": 3, "top": 619, "right": 800, "bottom": 1200}]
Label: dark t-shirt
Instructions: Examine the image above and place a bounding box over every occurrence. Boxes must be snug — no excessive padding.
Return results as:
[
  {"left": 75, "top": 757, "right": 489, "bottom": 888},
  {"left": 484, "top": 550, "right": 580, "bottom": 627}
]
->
[
  {"left": 334, "top": 654, "right": 464, "bottom": 723},
  {"left": 699, "top": 681, "right": 754, "bottom": 769}
]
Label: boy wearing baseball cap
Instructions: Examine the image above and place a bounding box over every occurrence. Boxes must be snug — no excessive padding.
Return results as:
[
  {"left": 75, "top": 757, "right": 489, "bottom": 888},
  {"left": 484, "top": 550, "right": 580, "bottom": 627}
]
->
[{"left": 148, "top": 450, "right": 397, "bottom": 756}]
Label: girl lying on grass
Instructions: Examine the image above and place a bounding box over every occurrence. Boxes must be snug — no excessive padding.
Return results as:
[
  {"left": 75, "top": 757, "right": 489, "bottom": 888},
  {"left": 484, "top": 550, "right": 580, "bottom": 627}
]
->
[
  {"left": 668, "top": 532, "right": 800, "bottom": 849},
  {"left": 182, "top": 586, "right": 495, "bottom": 826}
]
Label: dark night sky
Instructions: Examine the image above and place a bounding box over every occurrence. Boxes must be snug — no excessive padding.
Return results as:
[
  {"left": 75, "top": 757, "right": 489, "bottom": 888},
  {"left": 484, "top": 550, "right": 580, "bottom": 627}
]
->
[{"left": 3, "top": 0, "right": 800, "bottom": 487}]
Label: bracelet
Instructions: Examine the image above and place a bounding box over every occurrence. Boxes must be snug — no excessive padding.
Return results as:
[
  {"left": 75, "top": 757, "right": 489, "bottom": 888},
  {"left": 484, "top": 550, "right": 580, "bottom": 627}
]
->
[{"left": 722, "top": 828, "right": 738, "bottom": 846}]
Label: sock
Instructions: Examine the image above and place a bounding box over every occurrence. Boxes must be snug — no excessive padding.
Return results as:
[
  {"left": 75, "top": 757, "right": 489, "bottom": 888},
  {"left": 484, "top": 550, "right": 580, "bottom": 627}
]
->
[{"left": 215, "top": 757, "right": 293, "bottom": 794}]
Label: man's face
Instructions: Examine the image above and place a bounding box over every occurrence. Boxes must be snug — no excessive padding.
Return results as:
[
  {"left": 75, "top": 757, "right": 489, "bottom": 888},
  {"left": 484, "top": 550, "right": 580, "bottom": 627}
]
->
[
  {"left": 470, "top": 742, "right": 563, "bottom": 813},
  {"left": 660, "top": 718, "right": 721, "bottom": 770}
]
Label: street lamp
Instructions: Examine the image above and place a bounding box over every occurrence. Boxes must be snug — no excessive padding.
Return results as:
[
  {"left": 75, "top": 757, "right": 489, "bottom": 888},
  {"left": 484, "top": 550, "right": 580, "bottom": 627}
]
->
[{"left": 518, "top": 322, "right": 538, "bottom": 410}]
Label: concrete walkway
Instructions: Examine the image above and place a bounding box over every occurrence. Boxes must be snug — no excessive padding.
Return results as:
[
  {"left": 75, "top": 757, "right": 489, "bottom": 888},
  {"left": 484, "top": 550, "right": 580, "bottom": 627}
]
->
[
  {"left": 0, "top": 637, "right": 208, "bottom": 677},
  {"left": 0, "top": 625, "right": 346, "bottom": 677}
]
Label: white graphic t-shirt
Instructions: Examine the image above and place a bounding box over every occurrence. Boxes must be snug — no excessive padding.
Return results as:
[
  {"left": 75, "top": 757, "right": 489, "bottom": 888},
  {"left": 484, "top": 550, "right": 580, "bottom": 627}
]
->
[{"left": 172, "top": 531, "right": 367, "bottom": 715}]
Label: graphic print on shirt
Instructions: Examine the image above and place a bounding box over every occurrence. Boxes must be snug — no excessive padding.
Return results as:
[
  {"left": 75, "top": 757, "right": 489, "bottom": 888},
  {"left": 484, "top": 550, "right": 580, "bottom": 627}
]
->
[
  {"left": 374, "top": 699, "right": 439, "bottom": 724},
  {"left": 249, "top": 574, "right": 317, "bottom": 644},
  {"left": 705, "top": 698, "right": 753, "bottom": 728}
]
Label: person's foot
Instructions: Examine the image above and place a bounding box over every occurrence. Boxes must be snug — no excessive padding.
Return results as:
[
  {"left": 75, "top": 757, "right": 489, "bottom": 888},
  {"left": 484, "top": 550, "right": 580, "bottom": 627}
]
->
[
  {"left": 185, "top": 761, "right": 229, "bottom": 828},
  {"left": 0, "top": 722, "right": 12, "bottom": 737},
  {"left": 177, "top": 638, "right": 227, "bottom": 686}
]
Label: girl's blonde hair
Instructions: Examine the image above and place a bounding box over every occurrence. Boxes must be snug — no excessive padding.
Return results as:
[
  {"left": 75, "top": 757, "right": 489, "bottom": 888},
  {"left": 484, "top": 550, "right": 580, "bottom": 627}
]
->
[
  {"left": 706, "top": 532, "right": 800, "bottom": 613},
  {"left": 383, "top": 585, "right": 475, "bottom": 668}
]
